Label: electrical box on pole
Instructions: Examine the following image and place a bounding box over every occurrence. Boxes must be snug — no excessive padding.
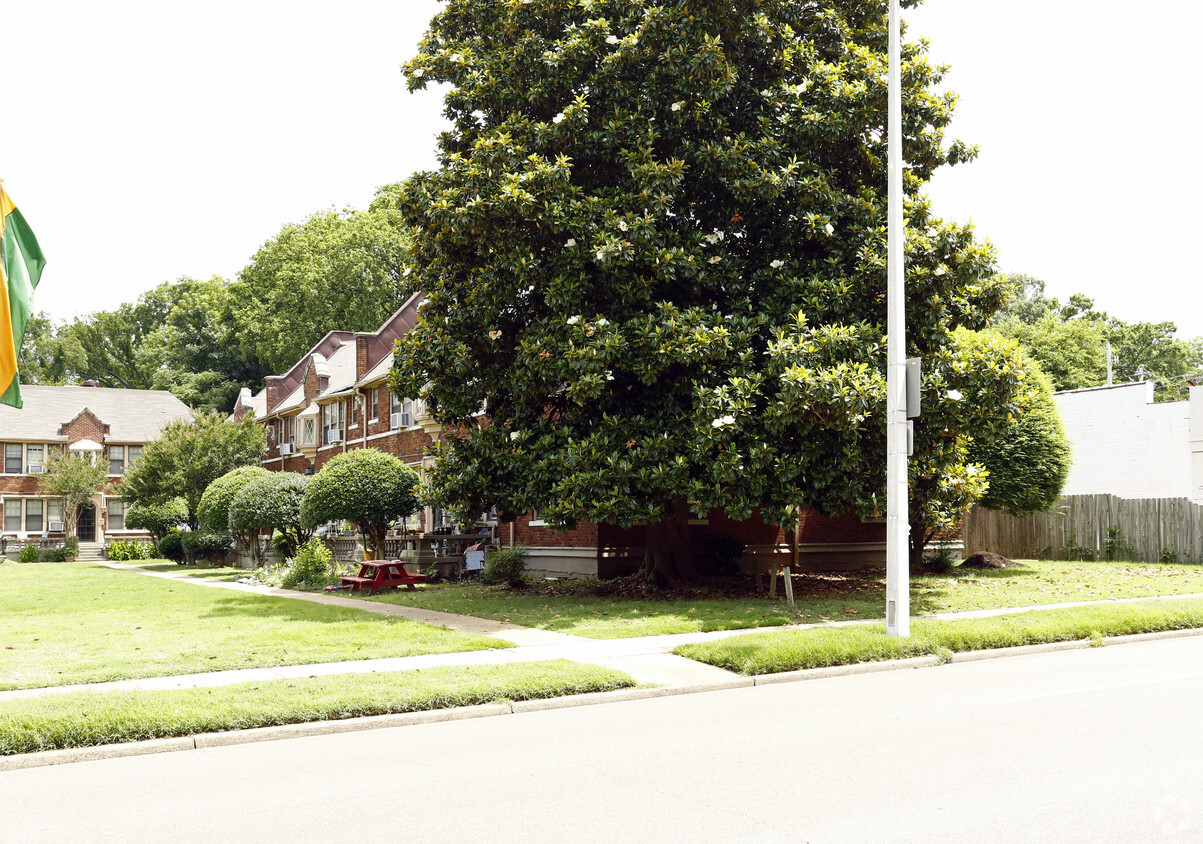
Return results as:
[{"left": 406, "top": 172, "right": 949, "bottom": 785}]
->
[{"left": 905, "top": 357, "right": 921, "bottom": 419}]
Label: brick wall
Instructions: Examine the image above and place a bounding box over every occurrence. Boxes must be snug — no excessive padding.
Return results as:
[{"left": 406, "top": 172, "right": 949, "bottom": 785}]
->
[{"left": 62, "top": 409, "right": 108, "bottom": 447}]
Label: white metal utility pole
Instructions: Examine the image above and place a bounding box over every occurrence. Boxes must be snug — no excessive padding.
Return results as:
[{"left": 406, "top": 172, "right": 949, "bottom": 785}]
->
[{"left": 885, "top": 0, "right": 910, "bottom": 637}]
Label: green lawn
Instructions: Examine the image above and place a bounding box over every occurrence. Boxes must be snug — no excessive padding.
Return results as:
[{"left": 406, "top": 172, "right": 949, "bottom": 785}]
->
[
  {"left": 347, "top": 559, "right": 1203, "bottom": 638},
  {"left": 674, "top": 599, "right": 1203, "bottom": 675},
  {"left": 0, "top": 660, "right": 636, "bottom": 756},
  {"left": 0, "top": 562, "right": 507, "bottom": 691}
]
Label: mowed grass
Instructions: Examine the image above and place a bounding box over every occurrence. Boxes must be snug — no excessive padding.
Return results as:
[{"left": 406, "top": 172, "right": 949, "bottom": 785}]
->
[
  {"left": 0, "top": 660, "right": 637, "bottom": 756},
  {"left": 674, "top": 599, "right": 1203, "bottom": 675},
  {"left": 0, "top": 562, "right": 507, "bottom": 691},
  {"left": 346, "top": 559, "right": 1203, "bottom": 639}
]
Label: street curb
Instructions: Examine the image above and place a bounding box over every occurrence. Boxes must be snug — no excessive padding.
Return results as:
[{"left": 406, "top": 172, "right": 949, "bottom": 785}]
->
[{"left": 5, "top": 626, "right": 1203, "bottom": 773}]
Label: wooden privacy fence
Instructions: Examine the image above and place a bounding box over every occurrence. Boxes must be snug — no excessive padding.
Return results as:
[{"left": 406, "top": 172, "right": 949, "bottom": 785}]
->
[{"left": 963, "top": 495, "right": 1203, "bottom": 564}]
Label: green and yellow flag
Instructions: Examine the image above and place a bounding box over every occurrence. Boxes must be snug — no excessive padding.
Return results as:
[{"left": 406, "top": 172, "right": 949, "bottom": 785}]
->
[{"left": 0, "top": 184, "right": 46, "bottom": 408}]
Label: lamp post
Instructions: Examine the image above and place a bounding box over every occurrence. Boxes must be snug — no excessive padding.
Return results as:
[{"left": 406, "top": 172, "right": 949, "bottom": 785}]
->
[{"left": 885, "top": 0, "right": 910, "bottom": 637}]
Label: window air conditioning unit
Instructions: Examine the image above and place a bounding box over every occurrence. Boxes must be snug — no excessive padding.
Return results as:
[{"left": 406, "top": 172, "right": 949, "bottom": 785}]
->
[
  {"left": 279, "top": 443, "right": 294, "bottom": 455},
  {"left": 391, "top": 412, "right": 411, "bottom": 429},
  {"left": 27, "top": 463, "right": 44, "bottom": 474},
  {"left": 326, "top": 429, "right": 343, "bottom": 445},
  {"left": 49, "top": 520, "right": 64, "bottom": 532}
]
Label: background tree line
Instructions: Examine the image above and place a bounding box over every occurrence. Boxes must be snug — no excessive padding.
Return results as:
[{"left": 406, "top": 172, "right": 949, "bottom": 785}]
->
[
  {"left": 990, "top": 273, "right": 1203, "bottom": 401},
  {"left": 17, "top": 185, "right": 415, "bottom": 411}
]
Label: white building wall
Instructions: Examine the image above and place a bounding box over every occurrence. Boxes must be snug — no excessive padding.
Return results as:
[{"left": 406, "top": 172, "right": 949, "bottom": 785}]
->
[
  {"left": 1191, "top": 385, "right": 1203, "bottom": 504},
  {"left": 1053, "top": 382, "right": 1192, "bottom": 499}
]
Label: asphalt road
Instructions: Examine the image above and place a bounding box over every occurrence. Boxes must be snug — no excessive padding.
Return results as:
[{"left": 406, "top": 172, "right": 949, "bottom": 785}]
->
[{"left": 5, "top": 635, "right": 1203, "bottom": 843}]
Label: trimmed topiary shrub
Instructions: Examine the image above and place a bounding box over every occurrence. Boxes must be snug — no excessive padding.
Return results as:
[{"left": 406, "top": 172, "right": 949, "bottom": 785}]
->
[
  {"left": 282, "top": 538, "right": 336, "bottom": 590},
  {"left": 198, "top": 466, "right": 271, "bottom": 566},
  {"left": 229, "top": 472, "right": 312, "bottom": 560},
  {"left": 483, "top": 545, "right": 529, "bottom": 588},
  {"left": 124, "top": 498, "right": 189, "bottom": 543},
  {"left": 299, "top": 448, "right": 420, "bottom": 560},
  {"left": 157, "top": 529, "right": 186, "bottom": 563},
  {"left": 180, "top": 529, "right": 233, "bottom": 563}
]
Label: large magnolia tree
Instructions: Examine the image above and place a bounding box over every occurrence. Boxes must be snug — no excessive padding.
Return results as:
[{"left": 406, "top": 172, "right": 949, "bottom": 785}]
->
[{"left": 391, "top": 0, "right": 1016, "bottom": 586}]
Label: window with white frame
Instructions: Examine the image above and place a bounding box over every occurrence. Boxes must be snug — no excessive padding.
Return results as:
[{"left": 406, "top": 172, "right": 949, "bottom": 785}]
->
[
  {"left": 108, "top": 445, "right": 125, "bottom": 475},
  {"left": 25, "top": 499, "right": 43, "bottom": 532},
  {"left": 350, "top": 394, "right": 360, "bottom": 428},
  {"left": 107, "top": 499, "right": 125, "bottom": 531},
  {"left": 4, "top": 443, "right": 21, "bottom": 474},
  {"left": 302, "top": 417, "right": 316, "bottom": 446},
  {"left": 127, "top": 445, "right": 142, "bottom": 467},
  {"left": 47, "top": 499, "right": 63, "bottom": 530},
  {"left": 369, "top": 387, "right": 379, "bottom": 421},
  {"left": 26, "top": 445, "right": 43, "bottom": 473},
  {"left": 390, "top": 395, "right": 413, "bottom": 430},
  {"left": 322, "top": 401, "right": 345, "bottom": 445},
  {"left": 3, "top": 500, "right": 20, "bottom": 531}
]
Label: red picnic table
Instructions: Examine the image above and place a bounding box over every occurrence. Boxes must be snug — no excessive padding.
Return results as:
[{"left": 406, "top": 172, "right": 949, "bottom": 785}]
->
[{"left": 340, "top": 559, "right": 428, "bottom": 594}]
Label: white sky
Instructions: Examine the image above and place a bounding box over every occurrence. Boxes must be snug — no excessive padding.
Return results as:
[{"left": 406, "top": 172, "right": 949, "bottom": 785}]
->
[{"left": 5, "top": 0, "right": 1200, "bottom": 339}]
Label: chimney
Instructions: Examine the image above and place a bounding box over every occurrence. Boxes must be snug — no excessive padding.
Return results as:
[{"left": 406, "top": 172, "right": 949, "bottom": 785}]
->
[{"left": 82, "top": 380, "right": 98, "bottom": 387}]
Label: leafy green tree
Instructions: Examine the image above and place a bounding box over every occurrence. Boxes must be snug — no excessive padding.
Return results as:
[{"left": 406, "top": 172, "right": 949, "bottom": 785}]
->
[
  {"left": 229, "top": 472, "right": 313, "bottom": 559},
  {"left": 119, "top": 412, "right": 267, "bottom": 527},
  {"left": 391, "top": 0, "right": 1012, "bottom": 586},
  {"left": 16, "top": 312, "right": 75, "bottom": 385},
  {"left": 137, "top": 277, "right": 268, "bottom": 412},
  {"left": 198, "top": 466, "right": 270, "bottom": 565},
  {"left": 966, "top": 346, "right": 1070, "bottom": 516},
  {"left": 230, "top": 193, "right": 414, "bottom": 373},
  {"left": 299, "top": 449, "right": 420, "bottom": 561},
  {"left": 124, "top": 497, "right": 189, "bottom": 544},
  {"left": 995, "top": 274, "right": 1202, "bottom": 398},
  {"left": 37, "top": 453, "right": 108, "bottom": 541},
  {"left": 993, "top": 313, "right": 1107, "bottom": 391}
]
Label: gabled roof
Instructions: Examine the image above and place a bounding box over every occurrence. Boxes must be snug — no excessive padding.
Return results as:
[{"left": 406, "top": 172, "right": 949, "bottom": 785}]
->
[{"left": 0, "top": 385, "right": 192, "bottom": 442}]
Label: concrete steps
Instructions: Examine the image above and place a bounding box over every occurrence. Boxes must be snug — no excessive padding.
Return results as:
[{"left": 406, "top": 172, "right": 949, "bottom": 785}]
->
[{"left": 75, "top": 543, "right": 105, "bottom": 562}]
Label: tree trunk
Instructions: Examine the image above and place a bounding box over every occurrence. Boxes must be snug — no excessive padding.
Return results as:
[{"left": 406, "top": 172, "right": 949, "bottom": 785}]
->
[{"left": 637, "top": 498, "right": 696, "bottom": 589}]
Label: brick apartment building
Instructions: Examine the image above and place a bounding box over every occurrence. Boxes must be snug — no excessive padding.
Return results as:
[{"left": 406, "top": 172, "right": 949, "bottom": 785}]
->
[
  {"left": 1, "top": 384, "right": 192, "bottom": 556},
  {"left": 234, "top": 293, "right": 885, "bottom": 577}
]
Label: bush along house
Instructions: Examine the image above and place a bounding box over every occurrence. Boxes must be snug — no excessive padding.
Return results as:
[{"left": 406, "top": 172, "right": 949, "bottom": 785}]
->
[
  {"left": 1, "top": 383, "right": 193, "bottom": 560},
  {"left": 234, "top": 292, "right": 887, "bottom": 579}
]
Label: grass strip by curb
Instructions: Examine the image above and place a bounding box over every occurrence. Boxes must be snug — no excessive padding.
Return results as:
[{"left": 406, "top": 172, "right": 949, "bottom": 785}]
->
[
  {"left": 673, "top": 599, "right": 1203, "bottom": 675},
  {"left": 0, "top": 660, "right": 635, "bottom": 756}
]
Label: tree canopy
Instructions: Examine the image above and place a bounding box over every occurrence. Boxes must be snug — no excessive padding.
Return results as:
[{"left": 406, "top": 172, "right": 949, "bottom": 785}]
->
[
  {"left": 966, "top": 343, "right": 1071, "bottom": 517},
  {"left": 391, "top": 0, "right": 1013, "bottom": 585},
  {"left": 230, "top": 472, "right": 313, "bottom": 560},
  {"left": 299, "top": 449, "right": 420, "bottom": 561},
  {"left": 229, "top": 190, "right": 415, "bottom": 373},
  {"left": 119, "top": 412, "right": 267, "bottom": 526},
  {"left": 994, "top": 274, "right": 1202, "bottom": 399},
  {"left": 124, "top": 497, "right": 189, "bottom": 543}
]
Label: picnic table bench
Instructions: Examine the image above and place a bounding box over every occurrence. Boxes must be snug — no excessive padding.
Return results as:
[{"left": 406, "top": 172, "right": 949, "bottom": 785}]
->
[{"left": 340, "top": 559, "right": 428, "bottom": 594}]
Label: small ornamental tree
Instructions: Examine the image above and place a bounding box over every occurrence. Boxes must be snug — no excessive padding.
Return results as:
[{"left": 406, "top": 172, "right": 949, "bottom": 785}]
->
[
  {"left": 119, "top": 411, "right": 267, "bottom": 527},
  {"left": 38, "top": 452, "right": 108, "bottom": 542},
  {"left": 198, "top": 466, "right": 269, "bottom": 565},
  {"left": 229, "top": 472, "right": 312, "bottom": 560},
  {"left": 124, "top": 497, "right": 189, "bottom": 544},
  {"left": 299, "top": 449, "right": 420, "bottom": 561},
  {"left": 391, "top": 0, "right": 1012, "bottom": 586}
]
